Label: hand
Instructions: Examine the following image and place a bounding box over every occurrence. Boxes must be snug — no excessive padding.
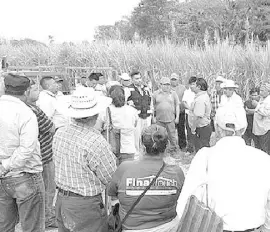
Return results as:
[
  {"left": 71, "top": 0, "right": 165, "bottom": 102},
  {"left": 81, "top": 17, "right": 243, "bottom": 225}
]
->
[
  {"left": 175, "top": 117, "right": 179, "bottom": 124},
  {"left": 191, "top": 130, "right": 196, "bottom": 135}
]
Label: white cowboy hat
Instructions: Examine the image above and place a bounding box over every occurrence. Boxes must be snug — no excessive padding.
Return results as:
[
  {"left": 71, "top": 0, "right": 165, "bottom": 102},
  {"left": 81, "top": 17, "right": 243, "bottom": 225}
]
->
[
  {"left": 221, "top": 79, "right": 239, "bottom": 89},
  {"left": 60, "top": 87, "right": 112, "bottom": 118},
  {"left": 120, "top": 73, "right": 131, "bottom": 81}
]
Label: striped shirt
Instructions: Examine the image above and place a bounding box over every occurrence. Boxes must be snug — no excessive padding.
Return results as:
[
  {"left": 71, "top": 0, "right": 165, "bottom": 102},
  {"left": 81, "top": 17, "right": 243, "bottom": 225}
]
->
[
  {"left": 210, "top": 90, "right": 222, "bottom": 118},
  {"left": 53, "top": 122, "right": 117, "bottom": 196},
  {"left": 28, "top": 104, "right": 54, "bottom": 165}
]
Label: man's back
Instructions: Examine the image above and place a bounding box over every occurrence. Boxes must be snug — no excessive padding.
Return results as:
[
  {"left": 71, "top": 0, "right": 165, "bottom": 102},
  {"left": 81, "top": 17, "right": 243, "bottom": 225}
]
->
[{"left": 177, "top": 136, "right": 270, "bottom": 231}]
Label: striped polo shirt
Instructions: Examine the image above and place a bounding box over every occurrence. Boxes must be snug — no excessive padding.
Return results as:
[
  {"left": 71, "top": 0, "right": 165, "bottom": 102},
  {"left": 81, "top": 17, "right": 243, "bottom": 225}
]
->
[{"left": 28, "top": 104, "right": 54, "bottom": 165}]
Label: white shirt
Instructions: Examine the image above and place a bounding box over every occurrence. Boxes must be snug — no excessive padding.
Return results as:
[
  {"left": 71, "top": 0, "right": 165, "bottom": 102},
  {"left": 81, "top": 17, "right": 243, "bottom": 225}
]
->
[
  {"left": 37, "top": 90, "right": 68, "bottom": 129},
  {"left": 182, "top": 88, "right": 195, "bottom": 115},
  {"left": 98, "top": 105, "right": 138, "bottom": 154},
  {"left": 177, "top": 136, "right": 270, "bottom": 231},
  {"left": 220, "top": 92, "right": 243, "bottom": 108},
  {"left": 253, "top": 95, "right": 270, "bottom": 136},
  {"left": 0, "top": 95, "right": 42, "bottom": 176}
]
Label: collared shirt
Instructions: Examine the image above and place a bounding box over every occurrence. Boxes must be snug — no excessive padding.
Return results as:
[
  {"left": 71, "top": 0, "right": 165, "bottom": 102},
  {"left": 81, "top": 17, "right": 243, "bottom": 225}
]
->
[
  {"left": 171, "top": 84, "right": 186, "bottom": 112},
  {"left": 0, "top": 95, "right": 42, "bottom": 177},
  {"left": 220, "top": 92, "right": 243, "bottom": 108},
  {"left": 177, "top": 136, "right": 270, "bottom": 231},
  {"left": 37, "top": 90, "right": 68, "bottom": 129},
  {"left": 182, "top": 88, "right": 195, "bottom": 115},
  {"left": 53, "top": 122, "right": 117, "bottom": 196},
  {"left": 253, "top": 95, "right": 270, "bottom": 136},
  {"left": 27, "top": 104, "right": 54, "bottom": 165},
  {"left": 210, "top": 90, "right": 223, "bottom": 118},
  {"left": 189, "top": 91, "right": 211, "bottom": 128},
  {"left": 153, "top": 89, "right": 179, "bottom": 123}
]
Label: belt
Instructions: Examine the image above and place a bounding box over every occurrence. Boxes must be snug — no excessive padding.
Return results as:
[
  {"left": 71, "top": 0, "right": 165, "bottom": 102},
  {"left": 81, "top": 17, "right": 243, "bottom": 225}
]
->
[
  {"left": 58, "top": 188, "right": 83, "bottom": 197},
  {"left": 224, "top": 226, "right": 261, "bottom": 232}
]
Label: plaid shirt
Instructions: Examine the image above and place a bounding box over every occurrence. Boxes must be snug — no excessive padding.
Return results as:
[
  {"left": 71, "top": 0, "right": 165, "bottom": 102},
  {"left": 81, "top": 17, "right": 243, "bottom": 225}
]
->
[
  {"left": 53, "top": 122, "right": 117, "bottom": 196},
  {"left": 210, "top": 90, "right": 223, "bottom": 118},
  {"left": 28, "top": 104, "right": 54, "bottom": 165}
]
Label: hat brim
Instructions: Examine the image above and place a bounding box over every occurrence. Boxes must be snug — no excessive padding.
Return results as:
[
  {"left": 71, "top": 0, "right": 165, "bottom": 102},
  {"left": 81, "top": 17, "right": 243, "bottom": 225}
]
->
[
  {"left": 221, "top": 84, "right": 238, "bottom": 88},
  {"left": 58, "top": 95, "right": 112, "bottom": 118}
]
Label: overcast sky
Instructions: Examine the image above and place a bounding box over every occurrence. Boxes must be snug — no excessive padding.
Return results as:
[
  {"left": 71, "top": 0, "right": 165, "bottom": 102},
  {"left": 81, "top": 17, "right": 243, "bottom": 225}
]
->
[{"left": 0, "top": 0, "right": 140, "bottom": 43}]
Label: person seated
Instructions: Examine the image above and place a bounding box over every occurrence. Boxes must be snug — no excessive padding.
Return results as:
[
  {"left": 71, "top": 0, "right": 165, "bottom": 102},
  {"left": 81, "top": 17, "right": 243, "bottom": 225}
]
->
[{"left": 108, "top": 124, "right": 185, "bottom": 232}]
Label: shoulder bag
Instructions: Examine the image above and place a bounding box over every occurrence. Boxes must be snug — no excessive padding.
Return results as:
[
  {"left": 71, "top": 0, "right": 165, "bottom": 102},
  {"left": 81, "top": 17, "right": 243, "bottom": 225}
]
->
[{"left": 108, "top": 162, "right": 166, "bottom": 232}]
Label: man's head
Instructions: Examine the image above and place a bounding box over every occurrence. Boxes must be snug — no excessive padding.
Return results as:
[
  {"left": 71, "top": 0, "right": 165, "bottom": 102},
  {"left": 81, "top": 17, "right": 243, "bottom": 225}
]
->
[
  {"left": 120, "top": 73, "right": 131, "bottom": 87},
  {"left": 131, "top": 71, "right": 142, "bottom": 87},
  {"left": 26, "top": 79, "right": 40, "bottom": 103},
  {"left": 4, "top": 72, "right": 30, "bottom": 96},
  {"left": 249, "top": 87, "right": 260, "bottom": 101},
  {"left": 40, "top": 76, "right": 58, "bottom": 94},
  {"left": 87, "top": 73, "right": 102, "bottom": 88},
  {"left": 259, "top": 82, "right": 270, "bottom": 99},
  {"left": 98, "top": 74, "right": 106, "bottom": 85},
  {"left": 81, "top": 76, "right": 87, "bottom": 86},
  {"left": 188, "top": 76, "right": 197, "bottom": 92},
  {"left": 170, "top": 73, "right": 179, "bottom": 87},
  {"left": 215, "top": 76, "right": 225, "bottom": 92},
  {"left": 160, "top": 77, "right": 171, "bottom": 92},
  {"left": 221, "top": 80, "right": 238, "bottom": 98},
  {"left": 192, "top": 77, "right": 208, "bottom": 94},
  {"left": 215, "top": 105, "right": 247, "bottom": 138}
]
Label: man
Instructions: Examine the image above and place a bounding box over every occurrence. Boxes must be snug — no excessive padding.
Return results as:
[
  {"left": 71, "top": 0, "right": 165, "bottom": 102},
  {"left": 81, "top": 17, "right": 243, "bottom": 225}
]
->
[
  {"left": 53, "top": 87, "right": 117, "bottom": 232},
  {"left": 0, "top": 73, "right": 45, "bottom": 231},
  {"left": 26, "top": 79, "right": 57, "bottom": 228},
  {"left": 55, "top": 76, "right": 64, "bottom": 96},
  {"left": 243, "top": 87, "right": 260, "bottom": 146},
  {"left": 153, "top": 77, "right": 180, "bottom": 152},
  {"left": 79, "top": 76, "right": 88, "bottom": 87},
  {"left": 220, "top": 79, "right": 243, "bottom": 107},
  {"left": 95, "top": 73, "right": 107, "bottom": 96},
  {"left": 127, "top": 71, "right": 152, "bottom": 154},
  {"left": 38, "top": 76, "right": 68, "bottom": 130},
  {"left": 170, "top": 73, "right": 187, "bottom": 151},
  {"left": 182, "top": 76, "right": 196, "bottom": 153},
  {"left": 210, "top": 76, "right": 226, "bottom": 130},
  {"left": 120, "top": 73, "right": 132, "bottom": 101},
  {"left": 253, "top": 82, "right": 270, "bottom": 155},
  {"left": 189, "top": 78, "right": 212, "bottom": 152},
  {"left": 177, "top": 105, "right": 270, "bottom": 232}
]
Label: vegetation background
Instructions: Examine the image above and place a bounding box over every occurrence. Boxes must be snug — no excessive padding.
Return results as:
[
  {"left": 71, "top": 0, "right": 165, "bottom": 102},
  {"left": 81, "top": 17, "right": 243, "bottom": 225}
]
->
[{"left": 1, "top": 0, "right": 270, "bottom": 99}]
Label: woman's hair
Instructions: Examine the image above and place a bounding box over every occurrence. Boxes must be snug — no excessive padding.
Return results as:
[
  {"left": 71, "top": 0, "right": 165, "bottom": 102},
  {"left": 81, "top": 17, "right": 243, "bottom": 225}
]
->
[
  {"left": 196, "top": 78, "right": 208, "bottom": 91},
  {"left": 142, "top": 124, "right": 168, "bottom": 155},
  {"left": 109, "top": 85, "right": 125, "bottom": 107},
  {"left": 188, "top": 76, "right": 197, "bottom": 84}
]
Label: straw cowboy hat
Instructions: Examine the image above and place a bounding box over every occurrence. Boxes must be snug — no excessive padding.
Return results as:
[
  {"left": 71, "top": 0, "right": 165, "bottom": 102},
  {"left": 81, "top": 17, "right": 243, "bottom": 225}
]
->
[
  {"left": 221, "top": 79, "right": 239, "bottom": 89},
  {"left": 61, "top": 87, "right": 112, "bottom": 118}
]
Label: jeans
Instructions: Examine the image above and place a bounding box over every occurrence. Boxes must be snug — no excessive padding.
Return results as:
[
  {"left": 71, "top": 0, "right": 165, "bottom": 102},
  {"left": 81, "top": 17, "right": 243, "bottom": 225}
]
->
[
  {"left": 0, "top": 172, "right": 45, "bottom": 232},
  {"left": 176, "top": 112, "right": 187, "bottom": 149},
  {"left": 42, "top": 161, "right": 56, "bottom": 226},
  {"left": 194, "top": 124, "right": 212, "bottom": 153},
  {"left": 185, "top": 114, "right": 195, "bottom": 152},
  {"left": 56, "top": 192, "right": 108, "bottom": 232},
  {"left": 254, "top": 130, "right": 270, "bottom": 155},
  {"left": 157, "top": 120, "right": 177, "bottom": 149}
]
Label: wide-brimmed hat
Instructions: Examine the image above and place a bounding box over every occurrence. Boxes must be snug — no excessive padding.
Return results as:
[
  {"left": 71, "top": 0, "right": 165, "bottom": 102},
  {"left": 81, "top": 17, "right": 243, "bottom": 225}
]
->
[
  {"left": 120, "top": 73, "right": 131, "bottom": 81},
  {"left": 221, "top": 79, "right": 238, "bottom": 89},
  {"left": 61, "top": 87, "right": 111, "bottom": 118}
]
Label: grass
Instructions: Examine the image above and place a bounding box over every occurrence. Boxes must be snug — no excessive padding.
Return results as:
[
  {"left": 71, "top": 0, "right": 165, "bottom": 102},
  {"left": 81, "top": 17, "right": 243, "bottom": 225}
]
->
[{"left": 1, "top": 39, "right": 270, "bottom": 98}]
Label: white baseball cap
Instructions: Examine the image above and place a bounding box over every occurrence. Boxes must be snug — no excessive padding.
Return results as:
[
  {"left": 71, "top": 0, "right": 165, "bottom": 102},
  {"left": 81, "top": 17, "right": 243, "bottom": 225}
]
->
[
  {"left": 215, "top": 105, "right": 247, "bottom": 133},
  {"left": 120, "top": 73, "right": 131, "bottom": 81}
]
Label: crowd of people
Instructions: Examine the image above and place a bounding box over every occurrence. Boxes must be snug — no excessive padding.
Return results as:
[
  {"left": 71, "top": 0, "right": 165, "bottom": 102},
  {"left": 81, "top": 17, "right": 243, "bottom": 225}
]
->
[{"left": 0, "top": 69, "right": 270, "bottom": 232}]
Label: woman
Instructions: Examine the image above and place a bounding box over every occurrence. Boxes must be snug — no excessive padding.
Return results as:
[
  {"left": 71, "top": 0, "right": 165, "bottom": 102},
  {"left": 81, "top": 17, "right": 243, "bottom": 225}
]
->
[
  {"left": 95, "top": 85, "right": 138, "bottom": 164},
  {"left": 108, "top": 124, "right": 185, "bottom": 232},
  {"left": 252, "top": 82, "right": 270, "bottom": 155}
]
